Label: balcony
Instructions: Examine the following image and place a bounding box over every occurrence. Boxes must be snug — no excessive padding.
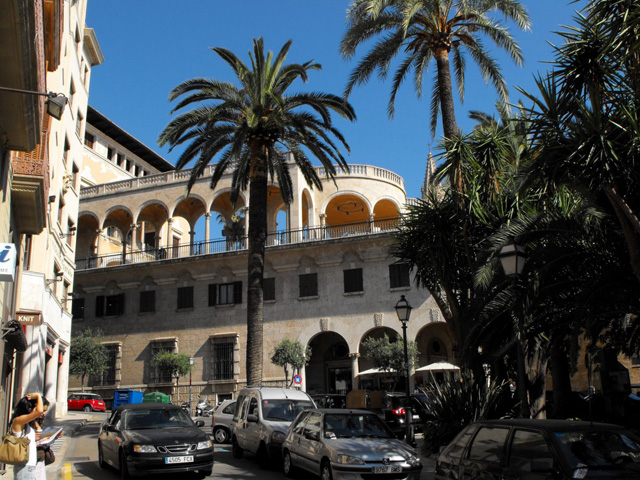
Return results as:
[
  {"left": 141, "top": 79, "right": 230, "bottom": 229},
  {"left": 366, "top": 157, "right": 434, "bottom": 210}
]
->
[
  {"left": 76, "top": 217, "right": 401, "bottom": 271},
  {"left": 11, "top": 126, "right": 50, "bottom": 234}
]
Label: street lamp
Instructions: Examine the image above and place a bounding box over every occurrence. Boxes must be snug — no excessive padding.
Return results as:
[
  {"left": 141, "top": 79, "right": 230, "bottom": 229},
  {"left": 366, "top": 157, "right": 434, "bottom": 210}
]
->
[
  {"left": 498, "top": 237, "right": 529, "bottom": 418},
  {"left": 0, "top": 86, "right": 67, "bottom": 120},
  {"left": 395, "top": 294, "right": 413, "bottom": 445},
  {"left": 189, "top": 356, "right": 195, "bottom": 416}
]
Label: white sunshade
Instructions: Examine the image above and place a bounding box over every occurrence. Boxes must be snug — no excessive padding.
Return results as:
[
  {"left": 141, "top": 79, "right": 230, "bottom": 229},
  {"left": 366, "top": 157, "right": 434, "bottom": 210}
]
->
[
  {"left": 415, "top": 361, "right": 460, "bottom": 372},
  {"left": 357, "top": 367, "right": 397, "bottom": 376}
]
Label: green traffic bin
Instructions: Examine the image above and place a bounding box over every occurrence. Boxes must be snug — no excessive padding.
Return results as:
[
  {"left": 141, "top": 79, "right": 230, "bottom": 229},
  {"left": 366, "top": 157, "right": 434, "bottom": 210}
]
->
[{"left": 142, "top": 391, "right": 171, "bottom": 403}]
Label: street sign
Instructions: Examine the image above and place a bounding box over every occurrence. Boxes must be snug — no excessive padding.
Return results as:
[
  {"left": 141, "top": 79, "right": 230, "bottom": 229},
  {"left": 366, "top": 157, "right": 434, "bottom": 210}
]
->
[{"left": 293, "top": 375, "right": 302, "bottom": 385}]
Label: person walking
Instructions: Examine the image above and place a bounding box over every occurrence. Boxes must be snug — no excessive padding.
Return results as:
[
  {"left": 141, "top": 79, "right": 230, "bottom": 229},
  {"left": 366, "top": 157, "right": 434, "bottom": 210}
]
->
[
  {"left": 9, "top": 393, "right": 44, "bottom": 480},
  {"left": 34, "top": 398, "right": 50, "bottom": 480}
]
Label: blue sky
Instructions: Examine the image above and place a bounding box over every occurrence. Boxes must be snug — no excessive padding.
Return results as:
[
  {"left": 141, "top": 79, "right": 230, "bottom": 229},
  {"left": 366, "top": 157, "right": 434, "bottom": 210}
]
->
[{"left": 86, "top": 0, "right": 586, "bottom": 199}]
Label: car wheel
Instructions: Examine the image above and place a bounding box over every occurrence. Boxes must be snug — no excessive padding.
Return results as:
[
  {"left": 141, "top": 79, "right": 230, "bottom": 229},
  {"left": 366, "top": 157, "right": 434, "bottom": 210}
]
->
[
  {"left": 83, "top": 405, "right": 93, "bottom": 412},
  {"left": 213, "top": 426, "right": 229, "bottom": 444},
  {"left": 283, "top": 450, "right": 296, "bottom": 478},
  {"left": 97, "top": 442, "right": 107, "bottom": 469},
  {"left": 119, "top": 450, "right": 130, "bottom": 480},
  {"left": 321, "top": 460, "right": 333, "bottom": 480},
  {"left": 231, "top": 437, "right": 243, "bottom": 458}
]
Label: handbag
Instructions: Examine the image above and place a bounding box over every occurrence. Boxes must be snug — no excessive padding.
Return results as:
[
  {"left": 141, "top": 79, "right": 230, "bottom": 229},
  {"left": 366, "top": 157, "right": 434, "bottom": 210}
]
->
[{"left": 0, "top": 429, "right": 30, "bottom": 465}]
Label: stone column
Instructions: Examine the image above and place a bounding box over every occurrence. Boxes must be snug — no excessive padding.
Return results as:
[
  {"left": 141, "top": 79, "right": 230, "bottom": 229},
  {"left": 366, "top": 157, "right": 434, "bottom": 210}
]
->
[
  {"left": 350, "top": 353, "right": 360, "bottom": 390},
  {"left": 369, "top": 213, "right": 376, "bottom": 232},
  {"left": 166, "top": 218, "right": 173, "bottom": 254},
  {"left": 204, "top": 212, "right": 211, "bottom": 244},
  {"left": 319, "top": 213, "right": 326, "bottom": 240},
  {"left": 44, "top": 339, "right": 59, "bottom": 410}
]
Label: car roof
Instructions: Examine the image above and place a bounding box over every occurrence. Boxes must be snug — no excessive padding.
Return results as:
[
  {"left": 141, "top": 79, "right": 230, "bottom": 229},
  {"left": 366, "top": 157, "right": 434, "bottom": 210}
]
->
[
  {"left": 301, "top": 408, "right": 379, "bottom": 415},
  {"left": 240, "top": 387, "right": 312, "bottom": 401},
  {"left": 473, "top": 419, "right": 628, "bottom": 431},
  {"left": 114, "top": 402, "right": 180, "bottom": 412}
]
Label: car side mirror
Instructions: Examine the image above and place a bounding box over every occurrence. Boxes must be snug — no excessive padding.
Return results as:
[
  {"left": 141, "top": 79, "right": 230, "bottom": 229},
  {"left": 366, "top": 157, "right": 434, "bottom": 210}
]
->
[
  {"left": 195, "top": 420, "right": 204, "bottom": 427},
  {"left": 247, "top": 414, "right": 258, "bottom": 423},
  {"left": 305, "top": 431, "right": 319, "bottom": 441},
  {"left": 105, "top": 424, "right": 117, "bottom": 432},
  {"left": 531, "top": 458, "right": 554, "bottom": 473}
]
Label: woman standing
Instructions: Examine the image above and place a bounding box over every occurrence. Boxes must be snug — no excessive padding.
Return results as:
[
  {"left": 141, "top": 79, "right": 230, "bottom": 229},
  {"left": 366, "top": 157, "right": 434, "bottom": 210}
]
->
[{"left": 9, "top": 393, "right": 44, "bottom": 480}]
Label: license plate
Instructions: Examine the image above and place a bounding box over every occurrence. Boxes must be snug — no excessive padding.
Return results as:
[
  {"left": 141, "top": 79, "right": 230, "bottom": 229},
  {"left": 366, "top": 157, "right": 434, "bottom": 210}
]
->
[
  {"left": 165, "top": 456, "right": 194, "bottom": 464},
  {"left": 373, "top": 465, "right": 402, "bottom": 473}
]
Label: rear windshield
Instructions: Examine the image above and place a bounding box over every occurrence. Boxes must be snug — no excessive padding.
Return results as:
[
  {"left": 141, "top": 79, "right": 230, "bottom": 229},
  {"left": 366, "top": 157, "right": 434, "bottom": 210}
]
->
[
  {"left": 262, "top": 400, "right": 314, "bottom": 421},
  {"left": 324, "top": 413, "right": 393, "bottom": 439}
]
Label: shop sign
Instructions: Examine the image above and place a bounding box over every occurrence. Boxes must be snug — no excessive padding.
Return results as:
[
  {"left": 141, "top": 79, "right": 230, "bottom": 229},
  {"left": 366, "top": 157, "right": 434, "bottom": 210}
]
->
[
  {"left": 0, "top": 244, "right": 16, "bottom": 282},
  {"left": 16, "top": 311, "right": 41, "bottom": 326}
]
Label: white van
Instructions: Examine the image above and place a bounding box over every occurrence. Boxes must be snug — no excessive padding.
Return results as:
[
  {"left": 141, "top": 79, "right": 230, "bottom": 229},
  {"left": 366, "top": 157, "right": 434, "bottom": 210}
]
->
[{"left": 231, "top": 387, "right": 315, "bottom": 465}]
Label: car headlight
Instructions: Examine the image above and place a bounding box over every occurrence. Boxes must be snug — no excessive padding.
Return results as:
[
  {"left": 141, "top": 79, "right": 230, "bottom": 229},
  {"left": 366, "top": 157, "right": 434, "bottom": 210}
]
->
[
  {"left": 407, "top": 455, "right": 421, "bottom": 467},
  {"left": 271, "top": 431, "right": 286, "bottom": 444},
  {"left": 197, "top": 440, "right": 213, "bottom": 450},
  {"left": 133, "top": 445, "right": 157, "bottom": 453},
  {"left": 336, "top": 454, "right": 365, "bottom": 465}
]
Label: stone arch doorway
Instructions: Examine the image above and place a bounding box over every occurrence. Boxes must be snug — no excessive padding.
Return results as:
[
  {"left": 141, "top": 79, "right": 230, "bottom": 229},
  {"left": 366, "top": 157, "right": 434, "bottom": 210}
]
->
[
  {"left": 415, "top": 322, "right": 456, "bottom": 387},
  {"left": 306, "top": 332, "right": 352, "bottom": 395},
  {"left": 358, "top": 327, "right": 400, "bottom": 391}
]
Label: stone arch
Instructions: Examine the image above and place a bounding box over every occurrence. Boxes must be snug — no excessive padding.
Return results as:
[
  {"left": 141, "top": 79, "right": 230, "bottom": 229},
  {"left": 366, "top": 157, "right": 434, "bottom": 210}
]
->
[
  {"left": 306, "top": 331, "right": 353, "bottom": 395},
  {"left": 414, "top": 321, "right": 456, "bottom": 387},
  {"left": 76, "top": 212, "right": 100, "bottom": 260},
  {"left": 322, "top": 191, "right": 372, "bottom": 227},
  {"left": 357, "top": 326, "right": 401, "bottom": 391}
]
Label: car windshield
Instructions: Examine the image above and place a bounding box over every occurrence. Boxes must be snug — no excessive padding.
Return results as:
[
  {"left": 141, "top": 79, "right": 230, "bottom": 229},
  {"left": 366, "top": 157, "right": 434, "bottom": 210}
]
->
[
  {"left": 554, "top": 429, "right": 640, "bottom": 469},
  {"left": 123, "top": 408, "right": 195, "bottom": 430},
  {"left": 262, "top": 400, "right": 314, "bottom": 421},
  {"left": 324, "top": 413, "right": 393, "bottom": 439}
]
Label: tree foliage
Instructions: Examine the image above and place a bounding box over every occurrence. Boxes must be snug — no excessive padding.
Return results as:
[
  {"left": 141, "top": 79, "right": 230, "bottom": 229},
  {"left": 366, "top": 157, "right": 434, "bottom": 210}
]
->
[
  {"left": 152, "top": 352, "right": 194, "bottom": 383},
  {"left": 270, "top": 339, "right": 311, "bottom": 387},
  {"left": 361, "top": 334, "right": 418, "bottom": 390},
  {"left": 159, "top": 38, "right": 355, "bottom": 386},
  {"left": 69, "top": 329, "right": 108, "bottom": 392}
]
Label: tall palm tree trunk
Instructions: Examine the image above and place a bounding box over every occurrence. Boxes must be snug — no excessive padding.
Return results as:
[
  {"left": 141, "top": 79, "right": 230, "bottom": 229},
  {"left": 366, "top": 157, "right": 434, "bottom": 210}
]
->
[{"left": 246, "top": 145, "right": 269, "bottom": 386}]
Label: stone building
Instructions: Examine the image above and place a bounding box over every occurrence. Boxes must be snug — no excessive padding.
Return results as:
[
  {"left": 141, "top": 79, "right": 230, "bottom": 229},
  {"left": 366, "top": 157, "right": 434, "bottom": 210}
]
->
[{"left": 69, "top": 115, "right": 454, "bottom": 404}]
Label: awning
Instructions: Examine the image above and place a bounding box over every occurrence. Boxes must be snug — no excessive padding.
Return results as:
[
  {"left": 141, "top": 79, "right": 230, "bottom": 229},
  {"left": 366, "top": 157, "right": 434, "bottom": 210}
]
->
[
  {"left": 357, "top": 367, "right": 397, "bottom": 376},
  {"left": 415, "top": 361, "right": 460, "bottom": 372}
]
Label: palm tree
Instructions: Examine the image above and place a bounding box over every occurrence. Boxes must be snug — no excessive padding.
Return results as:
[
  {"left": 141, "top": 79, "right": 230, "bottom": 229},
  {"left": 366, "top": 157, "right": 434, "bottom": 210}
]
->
[
  {"left": 340, "top": 0, "right": 530, "bottom": 138},
  {"left": 158, "top": 38, "right": 356, "bottom": 386}
]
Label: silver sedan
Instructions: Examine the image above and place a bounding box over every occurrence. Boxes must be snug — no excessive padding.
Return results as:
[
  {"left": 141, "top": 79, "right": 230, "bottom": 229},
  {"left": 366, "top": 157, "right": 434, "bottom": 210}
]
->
[{"left": 282, "top": 408, "right": 422, "bottom": 480}]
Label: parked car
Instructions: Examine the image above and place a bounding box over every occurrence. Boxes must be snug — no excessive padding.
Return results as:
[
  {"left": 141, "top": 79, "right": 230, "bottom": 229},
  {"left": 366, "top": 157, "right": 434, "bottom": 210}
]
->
[
  {"left": 435, "top": 418, "right": 640, "bottom": 480},
  {"left": 97, "top": 402, "right": 214, "bottom": 478},
  {"left": 231, "top": 387, "right": 315, "bottom": 466},
  {"left": 68, "top": 393, "right": 106, "bottom": 412},
  {"left": 282, "top": 408, "right": 422, "bottom": 480},
  {"left": 311, "top": 394, "right": 347, "bottom": 409},
  {"left": 211, "top": 399, "right": 236, "bottom": 444}
]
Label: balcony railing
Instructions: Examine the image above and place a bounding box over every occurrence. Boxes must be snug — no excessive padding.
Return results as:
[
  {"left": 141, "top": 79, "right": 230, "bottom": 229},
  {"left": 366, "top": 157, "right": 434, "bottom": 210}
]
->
[{"left": 76, "top": 217, "right": 401, "bottom": 271}]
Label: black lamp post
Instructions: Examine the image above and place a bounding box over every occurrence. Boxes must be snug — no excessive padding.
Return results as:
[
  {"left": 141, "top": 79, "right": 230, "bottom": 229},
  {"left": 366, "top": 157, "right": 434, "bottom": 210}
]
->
[
  {"left": 498, "top": 237, "right": 530, "bottom": 418},
  {"left": 395, "top": 295, "right": 413, "bottom": 445}
]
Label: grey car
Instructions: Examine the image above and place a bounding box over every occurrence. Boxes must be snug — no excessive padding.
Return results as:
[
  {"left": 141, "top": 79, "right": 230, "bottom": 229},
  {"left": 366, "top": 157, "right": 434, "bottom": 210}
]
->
[
  {"left": 282, "top": 408, "right": 422, "bottom": 480},
  {"left": 211, "top": 400, "right": 236, "bottom": 444}
]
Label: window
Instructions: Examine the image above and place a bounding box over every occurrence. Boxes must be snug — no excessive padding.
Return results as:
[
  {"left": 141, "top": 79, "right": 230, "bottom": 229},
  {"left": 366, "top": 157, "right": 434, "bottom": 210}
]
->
[
  {"left": 139, "top": 291, "right": 155, "bottom": 313},
  {"left": 93, "top": 344, "right": 118, "bottom": 386},
  {"left": 72, "top": 163, "right": 79, "bottom": 190},
  {"left": 264, "top": 278, "right": 275, "bottom": 301},
  {"left": 177, "top": 286, "right": 194, "bottom": 309},
  {"left": 84, "top": 132, "right": 95, "bottom": 148},
  {"left": 508, "top": 430, "right": 553, "bottom": 470},
  {"left": 57, "top": 194, "right": 65, "bottom": 225},
  {"left": 299, "top": 273, "right": 318, "bottom": 297},
  {"left": 343, "top": 268, "right": 363, "bottom": 293},
  {"left": 209, "top": 282, "right": 242, "bottom": 306},
  {"left": 95, "top": 293, "right": 125, "bottom": 317},
  {"left": 211, "top": 338, "right": 235, "bottom": 380},
  {"left": 389, "top": 263, "right": 411, "bottom": 288},
  {"left": 76, "top": 111, "right": 83, "bottom": 138},
  {"left": 150, "top": 340, "right": 175, "bottom": 383},
  {"left": 107, "top": 147, "right": 114, "bottom": 161},
  {"left": 117, "top": 153, "right": 124, "bottom": 167},
  {"left": 72, "top": 298, "right": 85, "bottom": 319},
  {"left": 467, "top": 427, "right": 510, "bottom": 463}
]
